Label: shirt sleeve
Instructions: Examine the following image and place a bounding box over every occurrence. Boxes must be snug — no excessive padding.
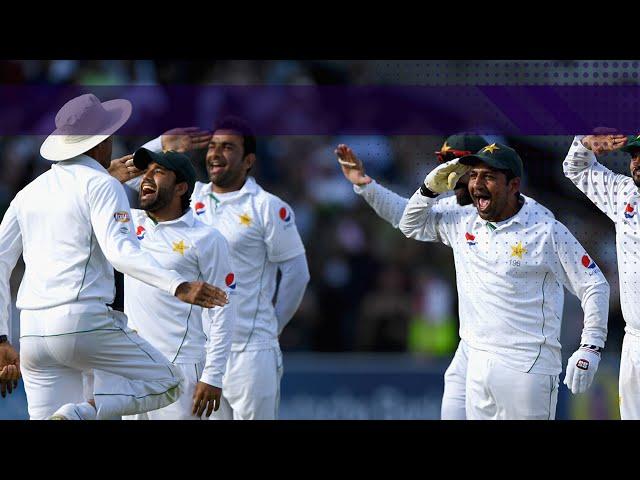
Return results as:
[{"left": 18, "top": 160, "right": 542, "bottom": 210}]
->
[
  {"left": 353, "top": 180, "right": 408, "bottom": 229},
  {"left": 263, "top": 196, "right": 306, "bottom": 263},
  {"left": 563, "top": 135, "right": 633, "bottom": 222},
  {"left": 87, "top": 175, "right": 186, "bottom": 296},
  {"left": 274, "top": 253, "right": 310, "bottom": 335},
  {"left": 398, "top": 189, "right": 457, "bottom": 246},
  {"left": 548, "top": 220, "right": 609, "bottom": 348},
  {"left": 198, "top": 232, "right": 235, "bottom": 388},
  {"left": 0, "top": 201, "right": 23, "bottom": 338}
]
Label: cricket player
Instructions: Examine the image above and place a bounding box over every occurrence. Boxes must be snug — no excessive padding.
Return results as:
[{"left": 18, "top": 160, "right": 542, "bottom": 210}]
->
[
  {"left": 335, "top": 135, "right": 488, "bottom": 420},
  {"left": 399, "top": 143, "right": 610, "bottom": 419},
  {"left": 0, "top": 93, "right": 228, "bottom": 420},
  {"left": 119, "top": 148, "right": 235, "bottom": 419},
  {"left": 563, "top": 132, "right": 640, "bottom": 419},
  {"left": 131, "top": 118, "right": 310, "bottom": 419}
]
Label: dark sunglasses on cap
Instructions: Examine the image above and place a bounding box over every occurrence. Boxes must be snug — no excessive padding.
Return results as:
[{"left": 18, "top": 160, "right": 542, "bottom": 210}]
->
[{"left": 435, "top": 149, "right": 473, "bottom": 163}]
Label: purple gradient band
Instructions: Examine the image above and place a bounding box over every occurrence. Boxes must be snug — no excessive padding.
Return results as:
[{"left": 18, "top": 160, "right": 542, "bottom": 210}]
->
[{"left": 2, "top": 85, "right": 640, "bottom": 135}]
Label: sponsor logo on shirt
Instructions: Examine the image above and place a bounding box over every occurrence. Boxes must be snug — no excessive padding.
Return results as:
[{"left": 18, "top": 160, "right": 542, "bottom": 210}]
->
[
  {"left": 195, "top": 202, "right": 206, "bottom": 216},
  {"left": 119, "top": 226, "right": 130, "bottom": 234},
  {"left": 113, "top": 211, "right": 130, "bottom": 223},
  {"left": 225, "top": 273, "right": 236, "bottom": 290},
  {"left": 625, "top": 203, "right": 636, "bottom": 219},
  {"left": 581, "top": 255, "right": 596, "bottom": 269},
  {"left": 465, "top": 232, "right": 477, "bottom": 246},
  {"left": 279, "top": 207, "right": 291, "bottom": 222},
  {"left": 136, "top": 226, "right": 146, "bottom": 240}
]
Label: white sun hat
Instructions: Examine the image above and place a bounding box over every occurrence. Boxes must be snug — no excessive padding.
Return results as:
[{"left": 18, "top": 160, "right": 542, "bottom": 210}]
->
[{"left": 40, "top": 93, "right": 132, "bottom": 161}]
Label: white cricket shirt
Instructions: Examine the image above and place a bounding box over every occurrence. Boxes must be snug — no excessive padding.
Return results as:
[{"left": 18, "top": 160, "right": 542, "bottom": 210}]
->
[
  {"left": 564, "top": 136, "right": 640, "bottom": 337},
  {"left": 124, "top": 209, "right": 235, "bottom": 387},
  {"left": 400, "top": 191, "right": 609, "bottom": 374},
  {"left": 191, "top": 177, "right": 306, "bottom": 351},
  {"left": 0, "top": 155, "right": 186, "bottom": 337}
]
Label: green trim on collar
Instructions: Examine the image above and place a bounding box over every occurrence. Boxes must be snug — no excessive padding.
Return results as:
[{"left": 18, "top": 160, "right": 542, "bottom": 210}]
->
[
  {"left": 146, "top": 212, "right": 159, "bottom": 225},
  {"left": 208, "top": 192, "right": 220, "bottom": 205},
  {"left": 486, "top": 222, "right": 497, "bottom": 232}
]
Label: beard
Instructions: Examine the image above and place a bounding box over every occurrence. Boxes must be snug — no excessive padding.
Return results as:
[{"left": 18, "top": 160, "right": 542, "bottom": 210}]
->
[{"left": 140, "top": 184, "right": 173, "bottom": 212}]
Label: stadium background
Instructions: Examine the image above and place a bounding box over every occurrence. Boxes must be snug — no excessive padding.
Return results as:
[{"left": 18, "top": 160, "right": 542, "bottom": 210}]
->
[{"left": 0, "top": 60, "right": 629, "bottom": 419}]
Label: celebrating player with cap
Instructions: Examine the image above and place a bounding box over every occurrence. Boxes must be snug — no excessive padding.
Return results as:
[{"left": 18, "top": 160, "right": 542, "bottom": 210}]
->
[
  {"left": 128, "top": 118, "right": 310, "bottom": 420},
  {"left": 116, "top": 148, "right": 236, "bottom": 420},
  {"left": 399, "top": 143, "right": 610, "bottom": 419}
]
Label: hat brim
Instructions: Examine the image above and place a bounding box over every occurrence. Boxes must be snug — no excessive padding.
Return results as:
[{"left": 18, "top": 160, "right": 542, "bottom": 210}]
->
[
  {"left": 40, "top": 99, "right": 132, "bottom": 161},
  {"left": 133, "top": 148, "right": 160, "bottom": 170},
  {"left": 621, "top": 143, "right": 640, "bottom": 153}
]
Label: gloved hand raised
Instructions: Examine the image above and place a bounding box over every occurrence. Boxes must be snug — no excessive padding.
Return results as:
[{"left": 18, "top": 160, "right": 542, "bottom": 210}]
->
[{"left": 424, "top": 158, "right": 471, "bottom": 194}]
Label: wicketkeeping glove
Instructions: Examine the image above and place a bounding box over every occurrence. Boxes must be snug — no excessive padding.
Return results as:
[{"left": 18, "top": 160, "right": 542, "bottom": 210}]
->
[
  {"left": 563, "top": 345, "right": 601, "bottom": 394},
  {"left": 424, "top": 158, "right": 471, "bottom": 194}
]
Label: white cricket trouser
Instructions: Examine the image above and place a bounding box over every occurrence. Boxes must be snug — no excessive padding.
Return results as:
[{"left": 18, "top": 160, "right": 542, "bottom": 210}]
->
[
  {"left": 466, "top": 347, "right": 559, "bottom": 420},
  {"left": 619, "top": 333, "right": 640, "bottom": 420},
  {"left": 20, "top": 305, "right": 183, "bottom": 420},
  {"left": 441, "top": 340, "right": 468, "bottom": 420},
  {"left": 124, "top": 362, "right": 206, "bottom": 420},
  {"left": 209, "top": 345, "right": 283, "bottom": 420}
]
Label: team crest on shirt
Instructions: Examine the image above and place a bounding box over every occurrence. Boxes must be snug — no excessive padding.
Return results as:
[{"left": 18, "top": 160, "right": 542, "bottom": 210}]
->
[
  {"left": 239, "top": 213, "right": 252, "bottom": 226},
  {"left": 465, "top": 232, "right": 477, "bottom": 246},
  {"left": 225, "top": 273, "right": 236, "bottom": 290},
  {"left": 625, "top": 203, "right": 636, "bottom": 219},
  {"left": 195, "top": 202, "right": 206, "bottom": 216},
  {"left": 172, "top": 240, "right": 189, "bottom": 255},
  {"left": 113, "top": 211, "right": 130, "bottom": 223},
  {"left": 136, "top": 226, "right": 146, "bottom": 240}
]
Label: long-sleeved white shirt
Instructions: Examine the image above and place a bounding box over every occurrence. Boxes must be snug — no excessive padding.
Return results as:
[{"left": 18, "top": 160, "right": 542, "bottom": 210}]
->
[
  {"left": 399, "top": 190, "right": 609, "bottom": 374},
  {"left": 353, "top": 180, "right": 409, "bottom": 228},
  {"left": 0, "top": 154, "right": 186, "bottom": 337},
  {"left": 138, "top": 137, "right": 309, "bottom": 350},
  {"left": 125, "top": 209, "right": 235, "bottom": 388},
  {"left": 564, "top": 136, "right": 640, "bottom": 337}
]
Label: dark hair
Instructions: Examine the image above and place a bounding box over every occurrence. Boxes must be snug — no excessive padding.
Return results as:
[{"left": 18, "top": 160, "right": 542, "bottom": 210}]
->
[
  {"left": 173, "top": 172, "right": 192, "bottom": 213},
  {"left": 212, "top": 116, "right": 256, "bottom": 157}
]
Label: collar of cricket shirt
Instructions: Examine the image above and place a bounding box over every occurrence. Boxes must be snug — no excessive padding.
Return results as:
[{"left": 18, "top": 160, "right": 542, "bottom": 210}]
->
[
  {"left": 147, "top": 209, "right": 195, "bottom": 228},
  {"left": 63, "top": 154, "right": 109, "bottom": 173},
  {"left": 476, "top": 194, "right": 529, "bottom": 232},
  {"left": 208, "top": 176, "right": 258, "bottom": 204}
]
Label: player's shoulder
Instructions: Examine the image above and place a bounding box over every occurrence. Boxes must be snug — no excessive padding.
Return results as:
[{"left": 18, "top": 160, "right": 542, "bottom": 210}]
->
[
  {"left": 192, "top": 181, "right": 211, "bottom": 200},
  {"left": 191, "top": 217, "right": 229, "bottom": 249},
  {"left": 522, "top": 194, "right": 556, "bottom": 220},
  {"left": 130, "top": 208, "right": 147, "bottom": 224}
]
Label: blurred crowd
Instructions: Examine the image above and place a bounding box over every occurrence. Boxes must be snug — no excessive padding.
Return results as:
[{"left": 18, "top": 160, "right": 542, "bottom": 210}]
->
[{"left": 0, "top": 60, "right": 629, "bottom": 357}]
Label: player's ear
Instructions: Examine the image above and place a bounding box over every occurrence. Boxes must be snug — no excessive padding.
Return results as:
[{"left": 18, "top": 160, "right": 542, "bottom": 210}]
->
[
  {"left": 508, "top": 176, "right": 521, "bottom": 194},
  {"left": 243, "top": 153, "right": 256, "bottom": 173},
  {"left": 175, "top": 181, "right": 188, "bottom": 198}
]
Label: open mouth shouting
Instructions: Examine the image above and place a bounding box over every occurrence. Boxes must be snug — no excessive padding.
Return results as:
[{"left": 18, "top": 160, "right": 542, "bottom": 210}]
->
[
  {"left": 474, "top": 192, "right": 492, "bottom": 213},
  {"left": 140, "top": 182, "right": 157, "bottom": 202}
]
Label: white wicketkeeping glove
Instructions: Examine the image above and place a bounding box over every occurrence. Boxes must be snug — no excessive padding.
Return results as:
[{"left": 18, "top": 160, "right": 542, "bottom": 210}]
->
[
  {"left": 424, "top": 158, "right": 471, "bottom": 194},
  {"left": 563, "top": 346, "right": 601, "bottom": 394}
]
